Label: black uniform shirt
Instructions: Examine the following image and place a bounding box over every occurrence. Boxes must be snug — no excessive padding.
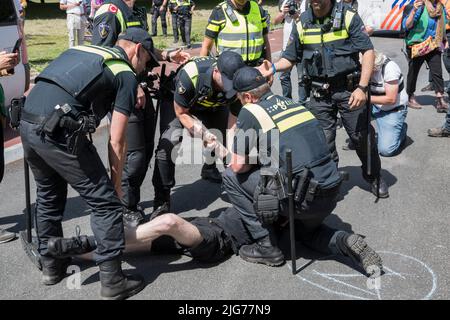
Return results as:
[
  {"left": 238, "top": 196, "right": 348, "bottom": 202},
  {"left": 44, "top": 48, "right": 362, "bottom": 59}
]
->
[
  {"left": 25, "top": 46, "right": 137, "bottom": 122},
  {"left": 282, "top": 5, "right": 373, "bottom": 64},
  {"left": 174, "top": 58, "right": 241, "bottom": 116},
  {"left": 205, "top": 0, "right": 269, "bottom": 40}
]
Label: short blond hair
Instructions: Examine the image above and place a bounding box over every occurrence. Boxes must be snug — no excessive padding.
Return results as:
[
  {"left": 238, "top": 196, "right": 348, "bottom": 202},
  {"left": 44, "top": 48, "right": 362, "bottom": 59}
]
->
[{"left": 374, "top": 50, "right": 388, "bottom": 71}]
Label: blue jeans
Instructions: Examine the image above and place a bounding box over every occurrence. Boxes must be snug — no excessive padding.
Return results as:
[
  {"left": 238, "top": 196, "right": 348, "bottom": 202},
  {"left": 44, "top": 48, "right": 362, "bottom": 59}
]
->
[
  {"left": 279, "top": 63, "right": 309, "bottom": 104},
  {"left": 444, "top": 106, "right": 450, "bottom": 131},
  {"left": 372, "top": 105, "right": 408, "bottom": 157}
]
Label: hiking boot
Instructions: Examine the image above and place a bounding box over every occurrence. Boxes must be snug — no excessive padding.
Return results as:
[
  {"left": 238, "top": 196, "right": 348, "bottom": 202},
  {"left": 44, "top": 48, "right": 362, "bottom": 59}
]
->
[
  {"left": 340, "top": 234, "right": 383, "bottom": 277},
  {"left": 435, "top": 97, "right": 449, "bottom": 113},
  {"left": 201, "top": 164, "right": 222, "bottom": 183},
  {"left": 47, "top": 226, "right": 96, "bottom": 258},
  {"left": 408, "top": 96, "right": 422, "bottom": 110},
  {"left": 123, "top": 207, "right": 145, "bottom": 228},
  {"left": 41, "top": 255, "right": 72, "bottom": 286},
  {"left": 420, "top": 83, "right": 434, "bottom": 92},
  {"left": 428, "top": 127, "right": 450, "bottom": 137},
  {"left": 239, "top": 236, "right": 285, "bottom": 267},
  {"left": 364, "top": 175, "right": 389, "bottom": 198},
  {"left": 99, "top": 259, "right": 145, "bottom": 300},
  {"left": 0, "top": 228, "right": 16, "bottom": 244}
]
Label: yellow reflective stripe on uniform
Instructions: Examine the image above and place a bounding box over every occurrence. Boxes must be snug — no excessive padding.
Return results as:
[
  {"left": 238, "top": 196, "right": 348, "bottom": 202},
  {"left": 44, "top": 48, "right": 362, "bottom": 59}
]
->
[
  {"left": 210, "top": 19, "right": 225, "bottom": 25},
  {"left": 72, "top": 45, "right": 115, "bottom": 59},
  {"left": 244, "top": 104, "right": 276, "bottom": 133},
  {"left": 84, "top": 45, "right": 122, "bottom": 58},
  {"left": 105, "top": 60, "right": 135, "bottom": 76},
  {"left": 127, "top": 21, "right": 141, "bottom": 27},
  {"left": 94, "top": 4, "right": 126, "bottom": 32},
  {"left": 94, "top": 4, "right": 110, "bottom": 18},
  {"left": 183, "top": 61, "right": 199, "bottom": 87},
  {"left": 344, "top": 10, "right": 356, "bottom": 33},
  {"left": 272, "top": 106, "right": 305, "bottom": 120},
  {"left": 276, "top": 111, "right": 315, "bottom": 133},
  {"left": 207, "top": 23, "right": 221, "bottom": 32}
]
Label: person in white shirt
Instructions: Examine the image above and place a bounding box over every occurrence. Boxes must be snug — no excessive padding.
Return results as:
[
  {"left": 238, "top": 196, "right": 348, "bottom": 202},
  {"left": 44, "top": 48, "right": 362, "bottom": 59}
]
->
[
  {"left": 370, "top": 51, "right": 408, "bottom": 156},
  {"left": 343, "top": 0, "right": 374, "bottom": 35},
  {"left": 60, "top": 0, "right": 86, "bottom": 47},
  {"left": 273, "top": 0, "right": 309, "bottom": 103}
]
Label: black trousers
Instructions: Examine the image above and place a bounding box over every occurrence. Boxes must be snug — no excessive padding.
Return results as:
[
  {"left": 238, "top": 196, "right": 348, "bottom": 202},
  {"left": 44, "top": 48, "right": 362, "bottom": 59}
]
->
[
  {"left": 152, "top": 106, "right": 229, "bottom": 192},
  {"left": 121, "top": 97, "right": 156, "bottom": 210},
  {"left": 406, "top": 49, "right": 444, "bottom": 96},
  {"left": 20, "top": 120, "right": 125, "bottom": 263},
  {"left": 151, "top": 6, "right": 167, "bottom": 36},
  {"left": 178, "top": 14, "right": 192, "bottom": 46},
  {"left": 171, "top": 13, "right": 179, "bottom": 42},
  {"left": 308, "top": 85, "right": 381, "bottom": 180},
  {"left": 222, "top": 167, "right": 347, "bottom": 255},
  {"left": 0, "top": 119, "right": 4, "bottom": 183}
]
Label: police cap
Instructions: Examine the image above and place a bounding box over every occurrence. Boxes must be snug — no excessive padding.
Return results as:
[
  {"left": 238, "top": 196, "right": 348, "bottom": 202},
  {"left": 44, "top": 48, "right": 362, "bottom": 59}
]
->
[
  {"left": 118, "top": 27, "right": 160, "bottom": 69},
  {"left": 217, "top": 51, "right": 246, "bottom": 99},
  {"left": 233, "top": 67, "right": 267, "bottom": 93}
]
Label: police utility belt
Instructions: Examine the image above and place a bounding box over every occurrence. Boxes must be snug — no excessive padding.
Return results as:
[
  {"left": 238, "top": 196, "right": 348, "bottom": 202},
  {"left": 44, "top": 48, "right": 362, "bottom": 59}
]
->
[
  {"left": 253, "top": 166, "right": 341, "bottom": 225},
  {"left": 305, "top": 71, "right": 362, "bottom": 99},
  {"left": 17, "top": 102, "right": 96, "bottom": 156}
]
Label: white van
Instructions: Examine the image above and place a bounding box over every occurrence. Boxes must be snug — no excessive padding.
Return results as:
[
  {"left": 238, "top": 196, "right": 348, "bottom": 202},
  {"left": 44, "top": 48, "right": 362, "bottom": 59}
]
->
[
  {"left": 0, "top": 0, "right": 30, "bottom": 108},
  {"left": 358, "top": 0, "right": 415, "bottom": 34}
]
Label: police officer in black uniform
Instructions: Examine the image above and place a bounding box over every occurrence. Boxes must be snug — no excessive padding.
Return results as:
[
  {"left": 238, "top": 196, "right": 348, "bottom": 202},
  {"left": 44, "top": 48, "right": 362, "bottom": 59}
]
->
[
  {"left": 19, "top": 29, "right": 156, "bottom": 299},
  {"left": 150, "top": 52, "right": 245, "bottom": 219},
  {"left": 92, "top": 0, "right": 190, "bottom": 225},
  {"left": 151, "top": 0, "right": 168, "bottom": 37},
  {"left": 223, "top": 67, "right": 383, "bottom": 274},
  {"left": 176, "top": 0, "right": 195, "bottom": 48},
  {"left": 265, "top": 0, "right": 389, "bottom": 198}
]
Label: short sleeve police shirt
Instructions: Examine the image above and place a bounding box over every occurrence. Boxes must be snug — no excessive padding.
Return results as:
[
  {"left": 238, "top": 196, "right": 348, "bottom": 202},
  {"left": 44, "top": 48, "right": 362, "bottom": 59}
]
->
[
  {"left": 91, "top": 5, "right": 122, "bottom": 47},
  {"left": 232, "top": 107, "right": 261, "bottom": 156},
  {"left": 110, "top": 70, "right": 137, "bottom": 116},
  {"left": 281, "top": 23, "right": 302, "bottom": 63},
  {"left": 347, "top": 9, "right": 374, "bottom": 52},
  {"left": 174, "top": 70, "right": 196, "bottom": 109}
]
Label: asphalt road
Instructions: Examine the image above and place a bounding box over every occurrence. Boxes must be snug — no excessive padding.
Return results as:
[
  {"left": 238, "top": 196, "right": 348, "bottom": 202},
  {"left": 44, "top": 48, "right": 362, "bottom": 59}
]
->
[{"left": 1, "top": 37, "right": 449, "bottom": 300}]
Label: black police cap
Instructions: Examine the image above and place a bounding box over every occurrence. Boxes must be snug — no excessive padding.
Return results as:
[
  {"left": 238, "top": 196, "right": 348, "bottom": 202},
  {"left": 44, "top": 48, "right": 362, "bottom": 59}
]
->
[
  {"left": 118, "top": 27, "right": 160, "bottom": 69},
  {"left": 217, "top": 51, "right": 246, "bottom": 99},
  {"left": 233, "top": 67, "right": 267, "bottom": 93}
]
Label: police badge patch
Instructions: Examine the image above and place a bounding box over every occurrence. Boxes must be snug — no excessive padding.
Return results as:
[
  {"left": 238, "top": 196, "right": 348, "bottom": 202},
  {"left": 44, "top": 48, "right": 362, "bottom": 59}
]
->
[
  {"left": 178, "top": 82, "right": 186, "bottom": 94},
  {"left": 99, "top": 22, "right": 111, "bottom": 39}
]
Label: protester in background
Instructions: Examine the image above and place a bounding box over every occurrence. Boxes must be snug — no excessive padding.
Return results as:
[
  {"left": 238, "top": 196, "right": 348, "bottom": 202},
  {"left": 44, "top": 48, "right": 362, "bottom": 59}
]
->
[
  {"left": 370, "top": 51, "right": 409, "bottom": 156},
  {"left": 402, "top": 0, "right": 448, "bottom": 112},
  {"left": 60, "top": 0, "right": 87, "bottom": 47},
  {"left": 0, "top": 51, "right": 19, "bottom": 244}
]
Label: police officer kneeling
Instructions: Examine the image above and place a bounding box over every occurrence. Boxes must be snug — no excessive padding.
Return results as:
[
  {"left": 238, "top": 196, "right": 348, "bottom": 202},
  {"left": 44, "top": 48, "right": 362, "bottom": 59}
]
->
[
  {"left": 223, "top": 67, "right": 383, "bottom": 275},
  {"left": 20, "top": 28, "right": 157, "bottom": 299}
]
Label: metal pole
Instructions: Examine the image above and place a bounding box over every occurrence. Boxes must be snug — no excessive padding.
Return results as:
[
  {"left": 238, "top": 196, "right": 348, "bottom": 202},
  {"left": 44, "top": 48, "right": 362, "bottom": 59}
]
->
[
  {"left": 24, "top": 159, "right": 32, "bottom": 243},
  {"left": 366, "top": 89, "right": 372, "bottom": 178},
  {"left": 286, "top": 149, "right": 296, "bottom": 275}
]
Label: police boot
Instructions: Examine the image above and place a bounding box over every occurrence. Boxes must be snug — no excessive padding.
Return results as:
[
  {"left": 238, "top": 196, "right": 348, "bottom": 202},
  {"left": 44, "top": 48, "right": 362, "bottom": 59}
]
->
[
  {"left": 363, "top": 175, "right": 389, "bottom": 198},
  {"left": 123, "top": 206, "right": 146, "bottom": 228},
  {"left": 47, "top": 226, "right": 97, "bottom": 258},
  {"left": 99, "top": 259, "right": 145, "bottom": 300},
  {"left": 41, "top": 255, "right": 72, "bottom": 286},
  {"left": 239, "top": 235, "right": 285, "bottom": 267},
  {"left": 201, "top": 163, "right": 222, "bottom": 183},
  {"left": 150, "top": 189, "right": 171, "bottom": 221},
  {"left": 338, "top": 234, "right": 383, "bottom": 277}
]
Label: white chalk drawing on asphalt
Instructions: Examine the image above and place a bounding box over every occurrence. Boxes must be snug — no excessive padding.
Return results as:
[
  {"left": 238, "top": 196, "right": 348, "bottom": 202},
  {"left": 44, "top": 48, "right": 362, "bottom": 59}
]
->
[{"left": 287, "top": 251, "right": 437, "bottom": 300}]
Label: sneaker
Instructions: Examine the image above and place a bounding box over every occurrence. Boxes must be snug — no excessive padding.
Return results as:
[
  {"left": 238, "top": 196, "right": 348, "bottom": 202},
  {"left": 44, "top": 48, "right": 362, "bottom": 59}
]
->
[
  {"left": 428, "top": 127, "right": 450, "bottom": 137},
  {"left": 420, "top": 83, "right": 434, "bottom": 92},
  {"left": 364, "top": 175, "right": 389, "bottom": 198},
  {"left": 0, "top": 228, "right": 16, "bottom": 244},
  {"left": 408, "top": 96, "right": 422, "bottom": 110},
  {"left": 341, "top": 234, "right": 383, "bottom": 277},
  {"left": 47, "top": 226, "right": 96, "bottom": 258},
  {"left": 435, "top": 97, "right": 449, "bottom": 113},
  {"left": 239, "top": 236, "right": 285, "bottom": 267},
  {"left": 201, "top": 164, "right": 222, "bottom": 183},
  {"left": 123, "top": 207, "right": 145, "bottom": 228}
]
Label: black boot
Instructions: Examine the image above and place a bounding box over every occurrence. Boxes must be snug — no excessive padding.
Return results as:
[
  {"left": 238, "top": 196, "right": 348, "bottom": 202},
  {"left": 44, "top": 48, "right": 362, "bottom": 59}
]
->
[
  {"left": 123, "top": 206, "right": 146, "bottom": 228},
  {"left": 41, "top": 255, "right": 72, "bottom": 286},
  {"left": 201, "top": 163, "right": 222, "bottom": 183},
  {"left": 99, "top": 259, "right": 145, "bottom": 300},
  {"left": 239, "top": 235, "right": 285, "bottom": 267},
  {"left": 48, "top": 226, "right": 97, "bottom": 258},
  {"left": 364, "top": 175, "right": 389, "bottom": 198},
  {"left": 338, "top": 234, "right": 383, "bottom": 277},
  {"left": 150, "top": 189, "right": 171, "bottom": 221}
]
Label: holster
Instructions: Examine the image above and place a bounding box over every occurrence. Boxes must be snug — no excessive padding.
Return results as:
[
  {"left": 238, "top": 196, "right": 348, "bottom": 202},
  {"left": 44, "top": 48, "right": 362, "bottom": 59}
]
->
[
  {"left": 346, "top": 71, "right": 361, "bottom": 92},
  {"left": 9, "top": 96, "right": 26, "bottom": 129}
]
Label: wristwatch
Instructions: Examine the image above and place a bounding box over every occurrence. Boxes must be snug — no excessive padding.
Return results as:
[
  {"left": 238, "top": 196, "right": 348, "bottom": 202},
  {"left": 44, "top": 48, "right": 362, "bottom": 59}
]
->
[{"left": 357, "top": 84, "right": 369, "bottom": 93}]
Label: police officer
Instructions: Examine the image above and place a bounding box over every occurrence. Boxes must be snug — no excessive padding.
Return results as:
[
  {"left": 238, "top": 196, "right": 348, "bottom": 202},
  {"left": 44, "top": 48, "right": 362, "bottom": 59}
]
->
[
  {"left": 167, "top": 0, "right": 179, "bottom": 43},
  {"left": 92, "top": 0, "right": 190, "bottom": 225},
  {"left": 176, "top": 0, "right": 195, "bottom": 48},
  {"left": 150, "top": 52, "right": 245, "bottom": 219},
  {"left": 19, "top": 28, "right": 155, "bottom": 299},
  {"left": 151, "top": 0, "right": 168, "bottom": 37},
  {"left": 200, "top": 0, "right": 271, "bottom": 66},
  {"left": 223, "top": 67, "right": 383, "bottom": 274},
  {"left": 263, "top": 0, "right": 389, "bottom": 198}
]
